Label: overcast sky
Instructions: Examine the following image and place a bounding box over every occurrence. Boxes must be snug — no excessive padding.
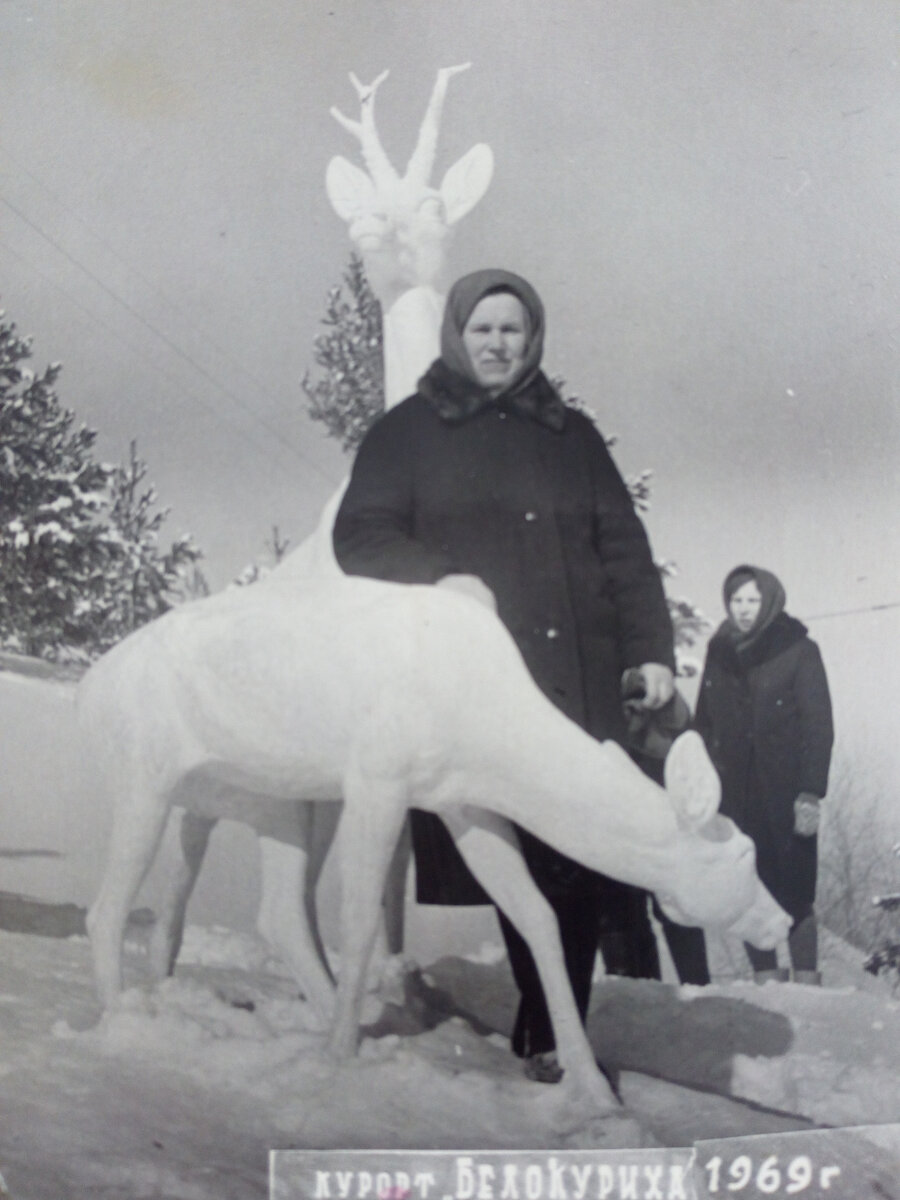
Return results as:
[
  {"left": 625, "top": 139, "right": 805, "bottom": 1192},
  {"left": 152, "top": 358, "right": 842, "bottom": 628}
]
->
[{"left": 1, "top": 0, "right": 897, "bottom": 640}]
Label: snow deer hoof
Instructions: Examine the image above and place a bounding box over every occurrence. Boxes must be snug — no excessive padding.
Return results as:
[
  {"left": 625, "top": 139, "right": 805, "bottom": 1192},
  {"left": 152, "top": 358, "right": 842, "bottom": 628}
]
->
[
  {"left": 146, "top": 923, "right": 181, "bottom": 981},
  {"left": 559, "top": 1059, "right": 622, "bottom": 1113},
  {"left": 326, "top": 1024, "right": 360, "bottom": 1062}
]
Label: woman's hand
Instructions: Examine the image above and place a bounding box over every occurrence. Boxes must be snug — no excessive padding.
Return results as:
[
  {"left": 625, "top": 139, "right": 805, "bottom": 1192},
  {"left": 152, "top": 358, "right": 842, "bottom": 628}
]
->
[
  {"left": 436, "top": 573, "right": 497, "bottom": 612},
  {"left": 794, "top": 793, "right": 821, "bottom": 837},
  {"left": 637, "top": 663, "right": 675, "bottom": 709}
]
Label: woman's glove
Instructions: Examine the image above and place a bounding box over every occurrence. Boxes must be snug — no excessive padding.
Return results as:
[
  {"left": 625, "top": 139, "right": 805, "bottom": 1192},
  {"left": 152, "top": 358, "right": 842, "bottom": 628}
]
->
[
  {"left": 637, "top": 663, "right": 675, "bottom": 710},
  {"left": 794, "top": 793, "right": 821, "bottom": 837}
]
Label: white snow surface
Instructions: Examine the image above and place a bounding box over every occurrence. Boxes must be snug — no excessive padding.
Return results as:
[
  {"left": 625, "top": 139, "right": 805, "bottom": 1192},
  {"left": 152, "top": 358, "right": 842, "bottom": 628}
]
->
[{"left": 0, "top": 923, "right": 898, "bottom": 1200}]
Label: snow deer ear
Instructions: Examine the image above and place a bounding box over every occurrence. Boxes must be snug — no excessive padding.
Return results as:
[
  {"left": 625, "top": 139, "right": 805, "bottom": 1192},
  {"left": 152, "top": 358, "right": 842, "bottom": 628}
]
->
[
  {"left": 325, "top": 156, "right": 379, "bottom": 221},
  {"left": 439, "top": 144, "right": 494, "bottom": 225},
  {"left": 664, "top": 731, "right": 721, "bottom": 832}
]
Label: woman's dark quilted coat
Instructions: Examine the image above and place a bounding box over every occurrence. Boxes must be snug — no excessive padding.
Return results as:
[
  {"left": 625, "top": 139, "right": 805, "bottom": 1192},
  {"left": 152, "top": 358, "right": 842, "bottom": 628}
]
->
[{"left": 333, "top": 371, "right": 674, "bottom": 904}]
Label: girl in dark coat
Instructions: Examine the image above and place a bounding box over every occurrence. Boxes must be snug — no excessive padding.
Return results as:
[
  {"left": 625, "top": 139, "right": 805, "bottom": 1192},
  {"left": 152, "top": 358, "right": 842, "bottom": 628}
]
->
[
  {"left": 333, "top": 268, "right": 676, "bottom": 1078},
  {"left": 694, "top": 565, "right": 834, "bottom": 984}
]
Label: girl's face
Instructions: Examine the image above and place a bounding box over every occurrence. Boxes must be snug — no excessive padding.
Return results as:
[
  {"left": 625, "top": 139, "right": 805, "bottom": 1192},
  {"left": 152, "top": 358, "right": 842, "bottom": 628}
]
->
[
  {"left": 729, "top": 580, "right": 763, "bottom": 632},
  {"left": 462, "top": 292, "right": 529, "bottom": 393}
]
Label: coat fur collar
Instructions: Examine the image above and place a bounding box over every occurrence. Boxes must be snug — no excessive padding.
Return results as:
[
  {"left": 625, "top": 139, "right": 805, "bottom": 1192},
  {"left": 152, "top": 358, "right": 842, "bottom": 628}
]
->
[
  {"left": 707, "top": 612, "right": 809, "bottom": 673},
  {"left": 417, "top": 358, "right": 567, "bottom": 431}
]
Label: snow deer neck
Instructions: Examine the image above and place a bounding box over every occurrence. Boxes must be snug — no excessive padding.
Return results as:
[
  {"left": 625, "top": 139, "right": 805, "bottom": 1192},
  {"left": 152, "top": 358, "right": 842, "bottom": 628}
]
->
[{"left": 326, "top": 65, "right": 494, "bottom": 406}]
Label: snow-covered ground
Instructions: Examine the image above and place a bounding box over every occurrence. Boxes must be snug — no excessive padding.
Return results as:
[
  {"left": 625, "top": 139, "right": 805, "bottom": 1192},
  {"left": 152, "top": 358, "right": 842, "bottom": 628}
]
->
[
  {"left": 2, "top": 657, "right": 900, "bottom": 1198},
  {"left": 0, "top": 919, "right": 898, "bottom": 1200}
]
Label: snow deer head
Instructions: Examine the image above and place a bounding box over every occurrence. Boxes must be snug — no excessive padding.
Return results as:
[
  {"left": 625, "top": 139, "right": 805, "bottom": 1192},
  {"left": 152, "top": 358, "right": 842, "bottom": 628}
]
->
[{"left": 325, "top": 65, "right": 494, "bottom": 308}]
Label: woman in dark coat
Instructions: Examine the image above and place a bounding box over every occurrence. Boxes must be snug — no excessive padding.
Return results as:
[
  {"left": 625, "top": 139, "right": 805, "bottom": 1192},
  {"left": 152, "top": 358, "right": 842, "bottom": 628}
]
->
[
  {"left": 694, "top": 564, "right": 834, "bottom": 984},
  {"left": 333, "top": 268, "right": 676, "bottom": 1077}
]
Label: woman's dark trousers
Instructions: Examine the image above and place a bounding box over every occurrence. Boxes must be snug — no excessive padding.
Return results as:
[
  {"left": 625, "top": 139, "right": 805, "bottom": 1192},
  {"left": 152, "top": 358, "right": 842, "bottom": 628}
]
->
[{"left": 496, "top": 889, "right": 602, "bottom": 1058}]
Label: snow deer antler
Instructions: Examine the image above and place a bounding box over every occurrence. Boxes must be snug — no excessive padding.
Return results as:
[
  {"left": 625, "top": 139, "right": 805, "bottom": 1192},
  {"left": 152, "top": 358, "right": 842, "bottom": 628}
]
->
[
  {"left": 325, "top": 65, "right": 493, "bottom": 253},
  {"left": 404, "top": 62, "right": 472, "bottom": 190},
  {"left": 329, "top": 70, "right": 397, "bottom": 192}
]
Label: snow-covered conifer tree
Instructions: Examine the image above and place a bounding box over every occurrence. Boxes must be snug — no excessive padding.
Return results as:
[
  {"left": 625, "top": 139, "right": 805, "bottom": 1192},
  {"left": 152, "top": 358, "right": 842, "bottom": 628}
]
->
[
  {"left": 0, "top": 312, "right": 112, "bottom": 658},
  {"left": 0, "top": 310, "right": 201, "bottom": 661},
  {"left": 302, "top": 254, "right": 384, "bottom": 453},
  {"left": 97, "top": 441, "right": 202, "bottom": 646}
]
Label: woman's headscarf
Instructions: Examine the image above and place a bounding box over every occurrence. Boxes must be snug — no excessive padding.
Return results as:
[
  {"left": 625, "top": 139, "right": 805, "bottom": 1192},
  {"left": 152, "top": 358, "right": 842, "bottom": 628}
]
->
[
  {"left": 721, "top": 563, "right": 787, "bottom": 649},
  {"left": 439, "top": 268, "right": 546, "bottom": 399}
]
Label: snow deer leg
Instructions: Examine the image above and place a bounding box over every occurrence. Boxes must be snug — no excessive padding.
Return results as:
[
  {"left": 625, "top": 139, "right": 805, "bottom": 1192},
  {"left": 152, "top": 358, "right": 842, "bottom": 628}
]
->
[
  {"left": 329, "top": 770, "right": 408, "bottom": 1059},
  {"left": 255, "top": 801, "right": 340, "bottom": 1022},
  {"left": 441, "top": 804, "right": 619, "bottom": 1111},
  {"left": 304, "top": 800, "right": 344, "bottom": 975},
  {"left": 87, "top": 783, "right": 173, "bottom": 1010},
  {"left": 382, "top": 815, "right": 411, "bottom": 956},
  {"left": 147, "top": 810, "right": 216, "bottom": 980}
]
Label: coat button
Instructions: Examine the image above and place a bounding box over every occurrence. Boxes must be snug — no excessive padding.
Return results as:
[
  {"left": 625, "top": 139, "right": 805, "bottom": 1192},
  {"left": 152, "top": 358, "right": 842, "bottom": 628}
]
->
[
  {"left": 546, "top": 627, "right": 560, "bottom": 639},
  {"left": 524, "top": 510, "right": 538, "bottom": 522},
  {"left": 498, "top": 411, "right": 507, "bottom": 420}
]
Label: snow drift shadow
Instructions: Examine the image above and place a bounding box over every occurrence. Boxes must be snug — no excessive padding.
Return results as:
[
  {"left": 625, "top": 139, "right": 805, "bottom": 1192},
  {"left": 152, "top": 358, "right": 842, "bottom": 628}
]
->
[
  {"left": 0, "top": 891, "right": 153, "bottom": 939},
  {"left": 425, "top": 957, "right": 794, "bottom": 1100}
]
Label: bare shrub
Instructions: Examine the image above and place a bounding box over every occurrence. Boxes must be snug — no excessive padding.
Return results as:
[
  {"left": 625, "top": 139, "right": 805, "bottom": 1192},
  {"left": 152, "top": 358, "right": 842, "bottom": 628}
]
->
[{"left": 817, "top": 747, "right": 899, "bottom": 954}]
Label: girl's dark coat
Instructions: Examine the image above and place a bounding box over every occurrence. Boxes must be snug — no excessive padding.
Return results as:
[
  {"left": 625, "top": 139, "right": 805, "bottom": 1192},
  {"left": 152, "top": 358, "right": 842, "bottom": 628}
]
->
[
  {"left": 694, "top": 614, "right": 834, "bottom": 918},
  {"left": 333, "top": 367, "right": 674, "bottom": 904}
]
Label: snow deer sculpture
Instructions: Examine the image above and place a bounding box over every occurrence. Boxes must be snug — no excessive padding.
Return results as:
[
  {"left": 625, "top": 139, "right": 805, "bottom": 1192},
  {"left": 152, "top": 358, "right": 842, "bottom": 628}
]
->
[
  {"left": 325, "top": 63, "right": 493, "bottom": 405},
  {"left": 82, "top": 566, "right": 791, "bottom": 1111}
]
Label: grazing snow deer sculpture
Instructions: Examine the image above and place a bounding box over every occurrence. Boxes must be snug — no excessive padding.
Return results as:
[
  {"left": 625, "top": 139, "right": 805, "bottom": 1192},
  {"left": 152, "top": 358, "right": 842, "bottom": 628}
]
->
[{"left": 82, "top": 565, "right": 791, "bottom": 1109}]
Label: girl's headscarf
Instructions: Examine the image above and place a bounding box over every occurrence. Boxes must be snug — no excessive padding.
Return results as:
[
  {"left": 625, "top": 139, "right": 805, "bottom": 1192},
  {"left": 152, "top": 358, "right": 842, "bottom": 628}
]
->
[
  {"left": 439, "top": 268, "right": 545, "bottom": 399},
  {"left": 722, "top": 563, "right": 787, "bottom": 649}
]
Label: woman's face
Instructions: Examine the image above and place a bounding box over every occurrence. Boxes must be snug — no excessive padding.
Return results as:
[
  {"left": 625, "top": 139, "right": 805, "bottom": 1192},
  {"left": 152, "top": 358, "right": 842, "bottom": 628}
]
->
[
  {"left": 729, "top": 580, "right": 762, "bottom": 632},
  {"left": 462, "top": 292, "right": 529, "bottom": 392}
]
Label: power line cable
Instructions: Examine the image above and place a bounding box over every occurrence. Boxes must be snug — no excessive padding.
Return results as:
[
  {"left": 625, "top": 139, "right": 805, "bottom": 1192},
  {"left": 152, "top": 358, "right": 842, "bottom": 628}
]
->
[
  {"left": 0, "top": 235, "right": 340, "bottom": 496},
  {"left": 0, "top": 145, "right": 304, "bottom": 412},
  {"left": 0, "top": 191, "right": 338, "bottom": 488},
  {"left": 804, "top": 600, "right": 900, "bottom": 622}
]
